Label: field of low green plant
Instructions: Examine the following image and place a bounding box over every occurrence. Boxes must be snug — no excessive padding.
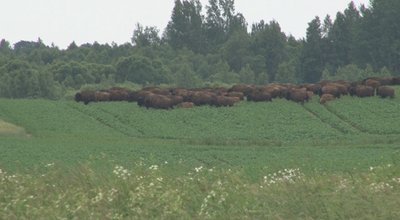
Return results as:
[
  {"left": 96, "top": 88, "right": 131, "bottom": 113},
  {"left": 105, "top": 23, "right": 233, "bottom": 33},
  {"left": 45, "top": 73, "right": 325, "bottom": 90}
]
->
[{"left": 0, "top": 87, "right": 399, "bottom": 218}]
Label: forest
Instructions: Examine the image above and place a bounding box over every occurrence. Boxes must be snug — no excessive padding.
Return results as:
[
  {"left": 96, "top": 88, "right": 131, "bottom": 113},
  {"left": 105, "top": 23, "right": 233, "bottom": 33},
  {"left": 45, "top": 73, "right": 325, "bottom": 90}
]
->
[{"left": 0, "top": 0, "right": 399, "bottom": 99}]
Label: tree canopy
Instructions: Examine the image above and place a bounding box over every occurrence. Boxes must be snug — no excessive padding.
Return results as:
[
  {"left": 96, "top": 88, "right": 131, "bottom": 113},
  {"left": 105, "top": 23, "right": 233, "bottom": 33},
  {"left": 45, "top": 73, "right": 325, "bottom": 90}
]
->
[{"left": 0, "top": 0, "right": 398, "bottom": 99}]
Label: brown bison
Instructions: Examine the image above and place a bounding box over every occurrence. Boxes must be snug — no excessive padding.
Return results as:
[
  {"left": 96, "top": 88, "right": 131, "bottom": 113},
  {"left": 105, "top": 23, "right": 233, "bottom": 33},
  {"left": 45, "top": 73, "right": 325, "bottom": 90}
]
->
[
  {"left": 247, "top": 90, "right": 272, "bottom": 102},
  {"left": 377, "top": 86, "right": 395, "bottom": 98},
  {"left": 95, "top": 91, "right": 110, "bottom": 102},
  {"left": 190, "top": 92, "right": 216, "bottom": 106},
  {"left": 319, "top": 94, "right": 335, "bottom": 104},
  {"left": 393, "top": 77, "right": 400, "bottom": 85},
  {"left": 321, "top": 85, "right": 341, "bottom": 98},
  {"left": 75, "top": 90, "right": 96, "bottom": 105},
  {"left": 143, "top": 94, "right": 175, "bottom": 109},
  {"left": 177, "top": 102, "right": 194, "bottom": 108},
  {"left": 226, "top": 92, "right": 244, "bottom": 100},
  {"left": 364, "top": 79, "right": 381, "bottom": 90},
  {"left": 228, "top": 84, "right": 254, "bottom": 96},
  {"left": 212, "top": 96, "right": 239, "bottom": 107},
  {"left": 286, "top": 88, "right": 309, "bottom": 104},
  {"left": 303, "top": 83, "right": 322, "bottom": 95},
  {"left": 108, "top": 87, "right": 130, "bottom": 101},
  {"left": 355, "top": 85, "right": 374, "bottom": 97}
]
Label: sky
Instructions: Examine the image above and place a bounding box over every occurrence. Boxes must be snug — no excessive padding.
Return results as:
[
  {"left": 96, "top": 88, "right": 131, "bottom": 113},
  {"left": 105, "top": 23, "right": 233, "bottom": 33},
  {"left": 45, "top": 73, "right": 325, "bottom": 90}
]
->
[{"left": 1, "top": 0, "right": 370, "bottom": 49}]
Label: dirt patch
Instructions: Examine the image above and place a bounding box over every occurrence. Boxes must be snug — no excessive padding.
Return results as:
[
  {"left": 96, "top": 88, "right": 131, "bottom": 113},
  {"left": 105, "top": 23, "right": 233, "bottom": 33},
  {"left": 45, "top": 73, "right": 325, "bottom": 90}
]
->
[{"left": 0, "top": 120, "right": 29, "bottom": 137}]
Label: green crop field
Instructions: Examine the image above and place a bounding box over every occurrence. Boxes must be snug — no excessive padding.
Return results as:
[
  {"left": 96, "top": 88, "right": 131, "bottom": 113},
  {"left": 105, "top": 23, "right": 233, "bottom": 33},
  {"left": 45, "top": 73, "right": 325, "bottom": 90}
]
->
[
  {"left": 1, "top": 87, "right": 400, "bottom": 219},
  {"left": 0, "top": 86, "right": 399, "bottom": 174}
]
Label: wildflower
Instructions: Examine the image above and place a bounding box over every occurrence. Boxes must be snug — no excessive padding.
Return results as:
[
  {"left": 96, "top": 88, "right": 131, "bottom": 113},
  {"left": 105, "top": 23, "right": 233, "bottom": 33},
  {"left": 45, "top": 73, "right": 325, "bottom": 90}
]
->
[
  {"left": 113, "top": 165, "right": 131, "bottom": 180},
  {"left": 92, "top": 191, "right": 103, "bottom": 204},
  {"left": 149, "top": 182, "right": 154, "bottom": 187},
  {"left": 45, "top": 163, "right": 55, "bottom": 168},
  {"left": 370, "top": 182, "right": 393, "bottom": 192},
  {"left": 263, "top": 168, "right": 303, "bottom": 185},
  {"left": 149, "top": 165, "right": 159, "bottom": 170},
  {"left": 195, "top": 166, "right": 203, "bottom": 173}
]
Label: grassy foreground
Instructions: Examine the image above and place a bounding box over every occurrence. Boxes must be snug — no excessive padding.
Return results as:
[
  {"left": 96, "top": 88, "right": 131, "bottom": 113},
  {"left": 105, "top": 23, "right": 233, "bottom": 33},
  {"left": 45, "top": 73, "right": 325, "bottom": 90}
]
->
[{"left": 1, "top": 162, "right": 400, "bottom": 219}]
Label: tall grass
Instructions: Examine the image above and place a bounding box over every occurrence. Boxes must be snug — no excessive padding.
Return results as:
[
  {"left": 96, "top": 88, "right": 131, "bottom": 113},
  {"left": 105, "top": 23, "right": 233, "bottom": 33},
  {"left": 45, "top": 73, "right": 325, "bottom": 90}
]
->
[{"left": 1, "top": 161, "right": 400, "bottom": 219}]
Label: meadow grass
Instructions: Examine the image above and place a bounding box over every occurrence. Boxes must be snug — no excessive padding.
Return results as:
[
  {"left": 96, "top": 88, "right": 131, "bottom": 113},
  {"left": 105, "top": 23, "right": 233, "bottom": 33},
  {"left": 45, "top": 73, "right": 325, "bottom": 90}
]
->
[
  {"left": 1, "top": 161, "right": 400, "bottom": 219},
  {"left": 0, "top": 89, "right": 399, "bottom": 218}
]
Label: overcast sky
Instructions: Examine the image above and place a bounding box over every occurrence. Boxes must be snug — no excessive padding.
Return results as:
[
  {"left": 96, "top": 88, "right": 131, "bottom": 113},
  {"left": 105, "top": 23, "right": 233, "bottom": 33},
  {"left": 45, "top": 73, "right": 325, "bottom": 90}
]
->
[{"left": 1, "top": 0, "right": 370, "bottom": 49}]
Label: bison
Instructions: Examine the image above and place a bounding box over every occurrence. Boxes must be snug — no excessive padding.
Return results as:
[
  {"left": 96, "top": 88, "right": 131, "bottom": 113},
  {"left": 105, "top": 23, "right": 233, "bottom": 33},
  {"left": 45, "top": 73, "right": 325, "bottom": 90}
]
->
[
  {"left": 319, "top": 94, "right": 335, "bottom": 104},
  {"left": 75, "top": 90, "right": 96, "bottom": 105},
  {"left": 377, "top": 86, "right": 395, "bottom": 98},
  {"left": 94, "top": 91, "right": 110, "bottom": 102},
  {"left": 355, "top": 85, "right": 374, "bottom": 97},
  {"left": 364, "top": 79, "right": 381, "bottom": 90},
  {"left": 247, "top": 90, "right": 272, "bottom": 102},
  {"left": 143, "top": 94, "right": 175, "bottom": 109},
  {"left": 321, "top": 85, "right": 341, "bottom": 98},
  {"left": 212, "top": 96, "right": 239, "bottom": 107},
  {"left": 177, "top": 102, "right": 194, "bottom": 108},
  {"left": 286, "top": 88, "right": 309, "bottom": 104}
]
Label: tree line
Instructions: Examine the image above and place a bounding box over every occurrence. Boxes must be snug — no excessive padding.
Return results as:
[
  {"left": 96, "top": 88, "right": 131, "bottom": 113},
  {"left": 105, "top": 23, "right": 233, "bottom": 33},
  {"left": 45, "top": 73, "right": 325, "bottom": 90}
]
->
[{"left": 0, "top": 0, "right": 399, "bottom": 99}]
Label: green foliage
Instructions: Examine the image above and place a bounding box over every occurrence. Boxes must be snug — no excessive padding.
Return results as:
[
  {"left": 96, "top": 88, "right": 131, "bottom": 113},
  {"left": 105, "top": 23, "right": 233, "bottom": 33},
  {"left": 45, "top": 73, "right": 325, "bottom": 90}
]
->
[
  {"left": 322, "top": 64, "right": 393, "bottom": 81},
  {"left": 131, "top": 23, "right": 161, "bottom": 47},
  {"left": 1, "top": 162, "right": 400, "bottom": 219},
  {"left": 275, "top": 61, "right": 298, "bottom": 83},
  {"left": 238, "top": 64, "right": 255, "bottom": 84},
  {"left": 115, "top": 55, "right": 168, "bottom": 85},
  {"left": 1, "top": 0, "right": 400, "bottom": 97},
  {"left": 174, "top": 63, "right": 201, "bottom": 88},
  {"left": 0, "top": 60, "right": 61, "bottom": 99}
]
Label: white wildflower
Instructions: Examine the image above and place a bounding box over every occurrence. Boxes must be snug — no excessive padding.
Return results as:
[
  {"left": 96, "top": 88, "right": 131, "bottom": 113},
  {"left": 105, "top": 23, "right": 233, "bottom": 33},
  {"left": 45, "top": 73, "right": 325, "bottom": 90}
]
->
[
  {"left": 149, "top": 165, "right": 159, "bottom": 170},
  {"left": 113, "top": 165, "right": 131, "bottom": 180},
  {"left": 92, "top": 191, "right": 103, "bottom": 204},
  {"left": 263, "top": 168, "right": 303, "bottom": 185},
  {"left": 370, "top": 182, "right": 393, "bottom": 192},
  {"left": 195, "top": 166, "right": 203, "bottom": 173},
  {"left": 45, "top": 163, "right": 55, "bottom": 168}
]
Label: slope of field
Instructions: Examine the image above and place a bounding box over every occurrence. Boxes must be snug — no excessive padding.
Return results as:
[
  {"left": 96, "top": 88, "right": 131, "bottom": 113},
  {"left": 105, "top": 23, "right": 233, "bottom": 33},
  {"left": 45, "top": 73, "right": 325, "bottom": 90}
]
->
[
  {"left": 0, "top": 87, "right": 399, "bottom": 174},
  {"left": 0, "top": 119, "right": 27, "bottom": 137}
]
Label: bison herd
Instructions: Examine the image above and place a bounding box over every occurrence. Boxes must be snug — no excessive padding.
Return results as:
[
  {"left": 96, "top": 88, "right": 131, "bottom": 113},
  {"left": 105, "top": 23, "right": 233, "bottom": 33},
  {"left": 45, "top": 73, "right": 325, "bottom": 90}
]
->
[{"left": 75, "top": 76, "right": 399, "bottom": 109}]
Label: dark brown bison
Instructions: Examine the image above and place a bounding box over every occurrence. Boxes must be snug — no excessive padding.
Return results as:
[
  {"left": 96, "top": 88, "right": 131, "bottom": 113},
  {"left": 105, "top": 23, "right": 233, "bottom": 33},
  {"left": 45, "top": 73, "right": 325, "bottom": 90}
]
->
[
  {"left": 319, "top": 94, "right": 335, "bottom": 104},
  {"left": 212, "top": 96, "right": 239, "bottom": 107},
  {"left": 95, "top": 91, "right": 110, "bottom": 102},
  {"left": 226, "top": 92, "right": 244, "bottom": 100},
  {"left": 228, "top": 84, "right": 254, "bottom": 96},
  {"left": 260, "top": 85, "right": 288, "bottom": 99},
  {"left": 191, "top": 92, "right": 216, "bottom": 106},
  {"left": 247, "top": 90, "right": 272, "bottom": 102},
  {"left": 108, "top": 87, "right": 130, "bottom": 101},
  {"left": 286, "top": 88, "right": 309, "bottom": 104},
  {"left": 377, "top": 86, "right": 395, "bottom": 98},
  {"left": 75, "top": 90, "right": 96, "bottom": 105},
  {"left": 321, "top": 85, "right": 341, "bottom": 98},
  {"left": 355, "top": 85, "right": 374, "bottom": 97},
  {"left": 136, "top": 91, "right": 153, "bottom": 107},
  {"left": 364, "top": 79, "right": 381, "bottom": 90},
  {"left": 177, "top": 102, "right": 194, "bottom": 108},
  {"left": 168, "top": 95, "right": 184, "bottom": 106},
  {"left": 363, "top": 77, "right": 393, "bottom": 86},
  {"left": 393, "top": 77, "right": 400, "bottom": 85},
  {"left": 303, "top": 83, "right": 322, "bottom": 95},
  {"left": 143, "top": 94, "right": 174, "bottom": 109}
]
